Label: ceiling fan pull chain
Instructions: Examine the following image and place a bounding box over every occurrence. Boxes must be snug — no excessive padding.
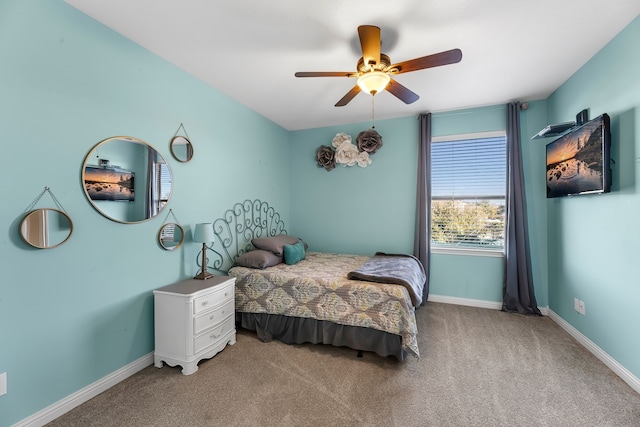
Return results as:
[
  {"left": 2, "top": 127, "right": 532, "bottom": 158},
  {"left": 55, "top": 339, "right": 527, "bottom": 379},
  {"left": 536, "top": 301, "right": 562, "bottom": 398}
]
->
[{"left": 371, "top": 95, "right": 376, "bottom": 129}]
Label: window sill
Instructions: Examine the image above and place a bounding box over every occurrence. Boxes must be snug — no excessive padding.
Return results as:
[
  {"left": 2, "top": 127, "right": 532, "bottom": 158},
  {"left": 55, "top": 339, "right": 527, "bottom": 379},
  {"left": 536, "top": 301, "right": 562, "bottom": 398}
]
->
[{"left": 431, "top": 247, "right": 504, "bottom": 258}]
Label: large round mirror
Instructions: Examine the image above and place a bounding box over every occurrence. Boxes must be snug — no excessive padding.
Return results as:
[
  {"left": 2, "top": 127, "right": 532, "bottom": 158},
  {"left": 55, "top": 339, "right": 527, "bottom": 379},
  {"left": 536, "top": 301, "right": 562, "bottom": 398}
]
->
[
  {"left": 158, "top": 223, "right": 184, "bottom": 250},
  {"left": 20, "top": 208, "right": 73, "bottom": 249},
  {"left": 170, "top": 136, "right": 193, "bottom": 163},
  {"left": 81, "top": 136, "right": 173, "bottom": 224}
]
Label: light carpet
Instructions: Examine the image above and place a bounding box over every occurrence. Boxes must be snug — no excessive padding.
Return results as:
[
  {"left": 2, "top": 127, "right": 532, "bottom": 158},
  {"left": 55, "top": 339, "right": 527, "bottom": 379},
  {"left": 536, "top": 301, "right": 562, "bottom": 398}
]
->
[{"left": 47, "top": 303, "right": 640, "bottom": 426}]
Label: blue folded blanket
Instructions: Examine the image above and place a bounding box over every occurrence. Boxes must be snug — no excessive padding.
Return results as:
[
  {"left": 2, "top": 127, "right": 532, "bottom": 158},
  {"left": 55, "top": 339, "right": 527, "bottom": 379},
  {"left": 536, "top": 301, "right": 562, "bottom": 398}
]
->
[{"left": 347, "top": 252, "right": 426, "bottom": 307}]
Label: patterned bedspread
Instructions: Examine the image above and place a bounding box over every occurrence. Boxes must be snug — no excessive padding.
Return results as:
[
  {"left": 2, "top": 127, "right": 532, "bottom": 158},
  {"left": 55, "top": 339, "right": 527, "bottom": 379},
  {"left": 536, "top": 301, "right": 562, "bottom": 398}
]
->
[{"left": 228, "top": 251, "right": 419, "bottom": 357}]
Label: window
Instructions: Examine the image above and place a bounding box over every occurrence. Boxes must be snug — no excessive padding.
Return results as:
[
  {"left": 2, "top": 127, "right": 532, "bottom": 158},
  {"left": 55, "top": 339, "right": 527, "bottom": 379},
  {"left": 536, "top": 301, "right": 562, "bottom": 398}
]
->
[
  {"left": 155, "top": 160, "right": 172, "bottom": 212},
  {"left": 159, "top": 222, "right": 175, "bottom": 243},
  {"left": 431, "top": 132, "right": 506, "bottom": 253},
  {"left": 148, "top": 155, "right": 172, "bottom": 217}
]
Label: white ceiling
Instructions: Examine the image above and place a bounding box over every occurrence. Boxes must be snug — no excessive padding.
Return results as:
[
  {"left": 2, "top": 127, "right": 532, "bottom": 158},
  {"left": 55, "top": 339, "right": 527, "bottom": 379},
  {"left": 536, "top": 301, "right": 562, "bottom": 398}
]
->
[{"left": 64, "top": 0, "right": 640, "bottom": 131}]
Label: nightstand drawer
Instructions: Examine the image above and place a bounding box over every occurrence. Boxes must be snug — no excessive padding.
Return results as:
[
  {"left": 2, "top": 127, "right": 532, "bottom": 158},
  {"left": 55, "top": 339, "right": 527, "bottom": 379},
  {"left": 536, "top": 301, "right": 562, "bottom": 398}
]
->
[
  {"left": 194, "top": 299, "right": 234, "bottom": 335},
  {"left": 193, "top": 281, "right": 233, "bottom": 314},
  {"left": 194, "top": 315, "right": 235, "bottom": 353}
]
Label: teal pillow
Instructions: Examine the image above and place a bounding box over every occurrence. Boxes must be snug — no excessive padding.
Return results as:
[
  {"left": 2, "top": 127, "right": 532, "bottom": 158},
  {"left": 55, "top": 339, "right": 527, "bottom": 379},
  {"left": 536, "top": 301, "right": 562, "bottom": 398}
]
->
[{"left": 283, "top": 241, "right": 306, "bottom": 265}]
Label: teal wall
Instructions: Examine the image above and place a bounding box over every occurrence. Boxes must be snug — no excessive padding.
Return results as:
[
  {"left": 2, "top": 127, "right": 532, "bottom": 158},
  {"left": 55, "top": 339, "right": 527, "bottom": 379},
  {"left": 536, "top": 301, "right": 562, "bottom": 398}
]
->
[
  {"left": 0, "top": 1, "right": 290, "bottom": 425},
  {"left": 289, "top": 117, "right": 419, "bottom": 255},
  {"left": 545, "top": 16, "right": 640, "bottom": 381}
]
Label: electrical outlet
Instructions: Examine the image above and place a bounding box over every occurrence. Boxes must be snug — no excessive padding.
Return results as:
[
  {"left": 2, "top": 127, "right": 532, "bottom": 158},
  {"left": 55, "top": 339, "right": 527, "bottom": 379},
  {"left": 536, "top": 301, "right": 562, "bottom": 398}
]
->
[
  {"left": 574, "top": 298, "right": 580, "bottom": 312},
  {"left": 578, "top": 300, "right": 586, "bottom": 315},
  {"left": 0, "top": 372, "right": 6, "bottom": 396}
]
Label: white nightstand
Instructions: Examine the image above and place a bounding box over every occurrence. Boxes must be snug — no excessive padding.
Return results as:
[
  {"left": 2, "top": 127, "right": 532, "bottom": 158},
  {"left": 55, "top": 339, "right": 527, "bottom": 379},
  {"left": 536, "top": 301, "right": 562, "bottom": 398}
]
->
[{"left": 153, "top": 276, "right": 236, "bottom": 375}]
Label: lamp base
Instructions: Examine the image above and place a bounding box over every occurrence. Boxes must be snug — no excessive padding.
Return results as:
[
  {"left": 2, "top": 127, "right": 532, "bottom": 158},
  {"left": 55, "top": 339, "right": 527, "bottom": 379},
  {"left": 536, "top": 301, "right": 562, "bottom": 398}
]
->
[
  {"left": 194, "top": 243, "right": 214, "bottom": 280},
  {"left": 193, "top": 271, "right": 214, "bottom": 280}
]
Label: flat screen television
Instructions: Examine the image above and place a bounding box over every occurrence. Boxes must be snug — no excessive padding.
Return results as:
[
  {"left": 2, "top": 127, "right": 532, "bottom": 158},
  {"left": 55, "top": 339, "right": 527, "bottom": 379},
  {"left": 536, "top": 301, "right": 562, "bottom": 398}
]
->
[
  {"left": 84, "top": 165, "right": 135, "bottom": 202},
  {"left": 546, "top": 113, "right": 611, "bottom": 198}
]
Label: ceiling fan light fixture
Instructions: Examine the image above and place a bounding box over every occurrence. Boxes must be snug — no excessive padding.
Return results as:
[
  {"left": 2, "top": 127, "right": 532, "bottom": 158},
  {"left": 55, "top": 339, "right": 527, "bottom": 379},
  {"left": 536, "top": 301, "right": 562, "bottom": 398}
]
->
[
  {"left": 357, "top": 71, "right": 390, "bottom": 95},
  {"left": 295, "top": 25, "right": 461, "bottom": 106}
]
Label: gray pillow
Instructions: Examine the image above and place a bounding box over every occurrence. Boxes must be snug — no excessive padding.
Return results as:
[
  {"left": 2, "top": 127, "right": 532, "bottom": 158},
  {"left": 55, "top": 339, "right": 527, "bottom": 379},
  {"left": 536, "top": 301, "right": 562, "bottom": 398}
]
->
[
  {"left": 235, "top": 250, "right": 283, "bottom": 269},
  {"left": 251, "top": 234, "right": 301, "bottom": 256}
]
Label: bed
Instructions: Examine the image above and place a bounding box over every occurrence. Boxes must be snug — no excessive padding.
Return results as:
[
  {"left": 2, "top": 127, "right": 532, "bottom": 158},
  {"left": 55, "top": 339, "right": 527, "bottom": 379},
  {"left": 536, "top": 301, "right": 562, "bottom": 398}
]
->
[{"left": 206, "top": 199, "right": 425, "bottom": 360}]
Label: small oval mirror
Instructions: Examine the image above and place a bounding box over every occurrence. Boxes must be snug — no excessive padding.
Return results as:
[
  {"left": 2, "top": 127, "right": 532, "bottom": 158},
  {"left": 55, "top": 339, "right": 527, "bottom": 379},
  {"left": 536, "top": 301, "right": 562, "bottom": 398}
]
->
[
  {"left": 20, "top": 208, "right": 73, "bottom": 249},
  {"left": 158, "top": 222, "right": 184, "bottom": 251},
  {"left": 170, "top": 136, "right": 193, "bottom": 163}
]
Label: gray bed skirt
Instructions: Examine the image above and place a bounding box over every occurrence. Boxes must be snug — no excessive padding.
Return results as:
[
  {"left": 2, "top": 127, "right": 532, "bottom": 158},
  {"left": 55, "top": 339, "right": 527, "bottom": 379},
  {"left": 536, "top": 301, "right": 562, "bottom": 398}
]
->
[{"left": 236, "top": 313, "right": 406, "bottom": 361}]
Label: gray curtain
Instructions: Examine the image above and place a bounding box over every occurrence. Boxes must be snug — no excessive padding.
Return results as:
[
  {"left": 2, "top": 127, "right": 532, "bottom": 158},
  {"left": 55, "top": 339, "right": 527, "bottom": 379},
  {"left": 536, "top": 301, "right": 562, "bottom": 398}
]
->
[
  {"left": 414, "top": 113, "right": 431, "bottom": 303},
  {"left": 145, "top": 148, "right": 157, "bottom": 218},
  {"left": 503, "top": 102, "right": 541, "bottom": 315}
]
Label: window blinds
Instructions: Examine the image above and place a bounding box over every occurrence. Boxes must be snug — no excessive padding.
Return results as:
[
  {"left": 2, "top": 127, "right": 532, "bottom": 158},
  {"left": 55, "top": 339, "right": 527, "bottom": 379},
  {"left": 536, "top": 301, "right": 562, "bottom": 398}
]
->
[{"left": 431, "top": 135, "right": 507, "bottom": 250}]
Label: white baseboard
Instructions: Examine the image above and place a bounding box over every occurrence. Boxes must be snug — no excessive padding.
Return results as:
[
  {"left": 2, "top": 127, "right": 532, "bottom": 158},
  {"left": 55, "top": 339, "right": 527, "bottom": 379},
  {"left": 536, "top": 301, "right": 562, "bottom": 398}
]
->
[
  {"left": 15, "top": 352, "right": 154, "bottom": 427},
  {"left": 548, "top": 309, "right": 640, "bottom": 395},
  {"left": 427, "top": 294, "right": 550, "bottom": 315},
  {"left": 428, "top": 294, "right": 503, "bottom": 310}
]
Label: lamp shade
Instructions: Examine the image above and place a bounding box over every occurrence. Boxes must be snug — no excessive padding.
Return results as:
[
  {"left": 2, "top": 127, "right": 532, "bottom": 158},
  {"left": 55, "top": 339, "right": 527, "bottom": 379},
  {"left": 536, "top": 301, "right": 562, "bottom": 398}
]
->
[
  {"left": 193, "top": 223, "right": 214, "bottom": 243},
  {"left": 357, "top": 71, "right": 390, "bottom": 94}
]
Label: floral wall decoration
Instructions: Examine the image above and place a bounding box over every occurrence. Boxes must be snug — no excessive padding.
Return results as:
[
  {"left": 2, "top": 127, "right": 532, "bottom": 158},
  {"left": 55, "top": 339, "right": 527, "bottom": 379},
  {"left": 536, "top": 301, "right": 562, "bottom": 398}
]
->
[{"left": 315, "top": 129, "right": 383, "bottom": 171}]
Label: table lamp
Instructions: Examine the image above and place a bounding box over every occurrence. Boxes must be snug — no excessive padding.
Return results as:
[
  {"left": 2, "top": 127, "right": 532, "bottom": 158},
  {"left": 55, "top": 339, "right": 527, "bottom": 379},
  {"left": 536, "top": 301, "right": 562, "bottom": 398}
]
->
[{"left": 193, "top": 223, "right": 214, "bottom": 280}]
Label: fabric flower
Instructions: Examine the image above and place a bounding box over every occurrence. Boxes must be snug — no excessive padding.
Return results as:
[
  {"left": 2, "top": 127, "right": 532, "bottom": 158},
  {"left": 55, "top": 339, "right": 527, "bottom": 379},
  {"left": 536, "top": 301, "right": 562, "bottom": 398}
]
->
[
  {"left": 332, "top": 132, "right": 352, "bottom": 149},
  {"left": 356, "top": 151, "right": 372, "bottom": 168},
  {"left": 335, "top": 141, "right": 359, "bottom": 167},
  {"left": 316, "top": 130, "right": 381, "bottom": 170},
  {"left": 315, "top": 145, "right": 336, "bottom": 171},
  {"left": 356, "top": 129, "right": 383, "bottom": 154}
]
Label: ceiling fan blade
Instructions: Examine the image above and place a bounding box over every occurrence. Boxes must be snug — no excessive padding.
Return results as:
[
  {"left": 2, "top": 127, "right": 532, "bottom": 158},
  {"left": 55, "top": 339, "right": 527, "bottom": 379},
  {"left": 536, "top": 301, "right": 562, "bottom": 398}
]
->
[
  {"left": 358, "top": 25, "right": 381, "bottom": 68},
  {"left": 391, "top": 48, "right": 462, "bottom": 74},
  {"left": 295, "top": 71, "right": 354, "bottom": 77},
  {"left": 386, "top": 78, "right": 420, "bottom": 104},
  {"left": 335, "top": 85, "right": 361, "bottom": 107}
]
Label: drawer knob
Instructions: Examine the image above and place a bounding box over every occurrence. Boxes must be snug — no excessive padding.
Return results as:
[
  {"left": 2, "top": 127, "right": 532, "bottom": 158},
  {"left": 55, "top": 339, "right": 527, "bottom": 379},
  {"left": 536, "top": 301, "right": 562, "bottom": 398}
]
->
[
  {"left": 201, "top": 301, "right": 208, "bottom": 306},
  {"left": 210, "top": 327, "right": 226, "bottom": 339},
  {"left": 209, "top": 315, "right": 214, "bottom": 320}
]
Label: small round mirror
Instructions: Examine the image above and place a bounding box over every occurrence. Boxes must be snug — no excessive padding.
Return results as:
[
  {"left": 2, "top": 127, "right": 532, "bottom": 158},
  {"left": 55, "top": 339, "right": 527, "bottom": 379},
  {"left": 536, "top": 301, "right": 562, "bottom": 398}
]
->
[
  {"left": 20, "top": 208, "right": 73, "bottom": 249},
  {"left": 158, "top": 223, "right": 184, "bottom": 250},
  {"left": 170, "top": 136, "right": 193, "bottom": 163}
]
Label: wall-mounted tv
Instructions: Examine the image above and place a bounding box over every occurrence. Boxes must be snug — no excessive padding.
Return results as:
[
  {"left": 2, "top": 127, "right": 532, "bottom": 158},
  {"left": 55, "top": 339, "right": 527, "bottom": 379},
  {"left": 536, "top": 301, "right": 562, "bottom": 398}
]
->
[
  {"left": 84, "top": 165, "right": 135, "bottom": 201},
  {"left": 546, "top": 113, "right": 611, "bottom": 198}
]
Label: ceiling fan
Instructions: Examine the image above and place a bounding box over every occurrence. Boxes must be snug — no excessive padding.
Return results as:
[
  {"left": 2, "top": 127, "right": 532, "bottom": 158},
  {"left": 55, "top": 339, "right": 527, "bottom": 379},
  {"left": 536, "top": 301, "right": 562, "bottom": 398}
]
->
[{"left": 295, "top": 25, "right": 462, "bottom": 107}]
